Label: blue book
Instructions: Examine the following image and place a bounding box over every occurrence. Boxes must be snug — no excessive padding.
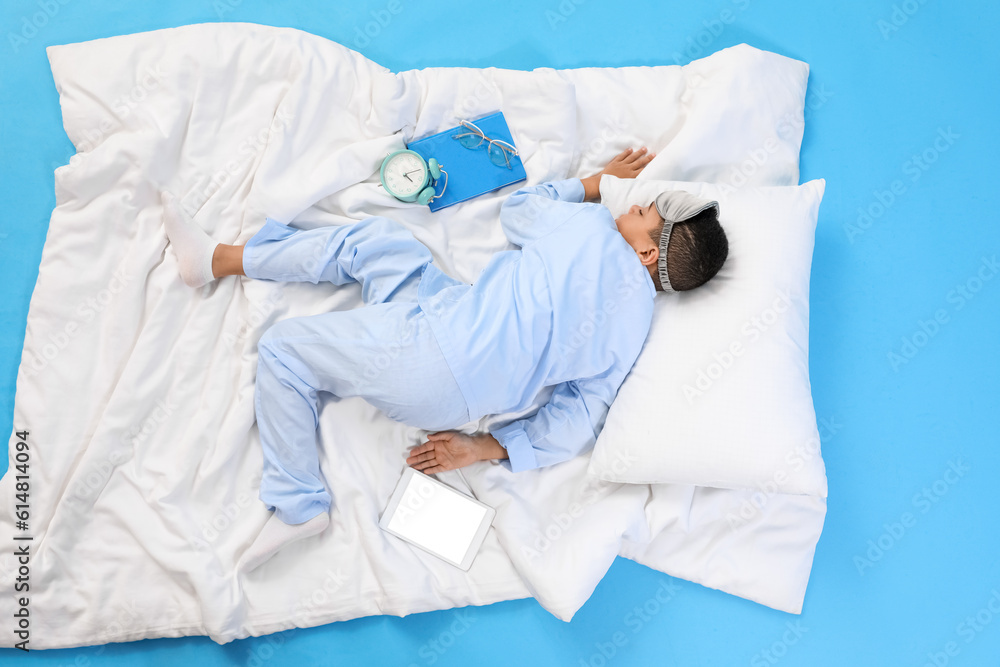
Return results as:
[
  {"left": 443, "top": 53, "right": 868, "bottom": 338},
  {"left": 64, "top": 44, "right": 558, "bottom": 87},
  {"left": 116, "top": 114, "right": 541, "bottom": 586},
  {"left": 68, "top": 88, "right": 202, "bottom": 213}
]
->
[{"left": 407, "top": 111, "right": 526, "bottom": 212}]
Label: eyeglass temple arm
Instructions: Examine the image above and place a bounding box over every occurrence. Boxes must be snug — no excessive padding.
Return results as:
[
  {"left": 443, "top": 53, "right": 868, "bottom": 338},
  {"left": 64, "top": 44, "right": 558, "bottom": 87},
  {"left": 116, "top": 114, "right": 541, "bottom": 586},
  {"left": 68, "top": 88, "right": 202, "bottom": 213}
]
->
[{"left": 430, "top": 168, "right": 448, "bottom": 201}]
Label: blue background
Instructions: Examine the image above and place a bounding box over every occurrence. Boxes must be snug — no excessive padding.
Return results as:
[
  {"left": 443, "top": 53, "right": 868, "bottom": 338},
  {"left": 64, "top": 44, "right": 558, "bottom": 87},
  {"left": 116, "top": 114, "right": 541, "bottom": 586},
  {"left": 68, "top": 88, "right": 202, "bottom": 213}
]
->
[{"left": 1, "top": 0, "right": 998, "bottom": 665}]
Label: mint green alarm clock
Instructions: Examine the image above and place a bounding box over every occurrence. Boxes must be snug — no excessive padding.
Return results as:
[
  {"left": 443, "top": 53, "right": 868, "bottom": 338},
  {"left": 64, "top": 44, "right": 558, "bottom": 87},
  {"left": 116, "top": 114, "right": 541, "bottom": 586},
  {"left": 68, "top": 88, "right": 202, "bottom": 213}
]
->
[{"left": 379, "top": 150, "right": 447, "bottom": 205}]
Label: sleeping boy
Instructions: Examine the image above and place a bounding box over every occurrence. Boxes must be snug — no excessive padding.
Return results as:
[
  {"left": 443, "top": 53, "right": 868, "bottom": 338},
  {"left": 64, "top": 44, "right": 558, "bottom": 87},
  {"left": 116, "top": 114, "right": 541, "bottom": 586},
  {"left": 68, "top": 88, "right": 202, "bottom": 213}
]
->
[{"left": 160, "top": 146, "right": 729, "bottom": 571}]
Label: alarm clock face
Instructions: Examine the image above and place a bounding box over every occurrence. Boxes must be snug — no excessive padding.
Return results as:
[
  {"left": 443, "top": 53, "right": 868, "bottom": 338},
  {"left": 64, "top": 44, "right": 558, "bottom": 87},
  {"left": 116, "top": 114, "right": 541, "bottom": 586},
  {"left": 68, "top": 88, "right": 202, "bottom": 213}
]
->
[{"left": 384, "top": 152, "right": 427, "bottom": 198}]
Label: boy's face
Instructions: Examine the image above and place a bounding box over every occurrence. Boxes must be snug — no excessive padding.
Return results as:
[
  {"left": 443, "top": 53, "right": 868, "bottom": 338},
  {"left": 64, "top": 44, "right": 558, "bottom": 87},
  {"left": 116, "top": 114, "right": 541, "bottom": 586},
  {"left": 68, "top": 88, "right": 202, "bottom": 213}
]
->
[{"left": 614, "top": 202, "right": 662, "bottom": 270}]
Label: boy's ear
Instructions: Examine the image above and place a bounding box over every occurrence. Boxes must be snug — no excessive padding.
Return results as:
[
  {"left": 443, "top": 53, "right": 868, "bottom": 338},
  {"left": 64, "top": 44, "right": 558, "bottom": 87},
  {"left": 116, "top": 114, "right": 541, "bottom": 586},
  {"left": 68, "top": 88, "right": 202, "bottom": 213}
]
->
[{"left": 637, "top": 246, "right": 659, "bottom": 267}]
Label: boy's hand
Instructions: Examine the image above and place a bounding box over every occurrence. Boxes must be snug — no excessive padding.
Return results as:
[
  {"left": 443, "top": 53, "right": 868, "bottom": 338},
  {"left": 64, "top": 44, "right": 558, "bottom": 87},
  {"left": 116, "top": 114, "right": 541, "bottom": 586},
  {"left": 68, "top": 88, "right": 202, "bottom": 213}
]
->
[
  {"left": 601, "top": 146, "right": 655, "bottom": 180},
  {"left": 405, "top": 432, "right": 507, "bottom": 474},
  {"left": 581, "top": 146, "right": 656, "bottom": 200}
]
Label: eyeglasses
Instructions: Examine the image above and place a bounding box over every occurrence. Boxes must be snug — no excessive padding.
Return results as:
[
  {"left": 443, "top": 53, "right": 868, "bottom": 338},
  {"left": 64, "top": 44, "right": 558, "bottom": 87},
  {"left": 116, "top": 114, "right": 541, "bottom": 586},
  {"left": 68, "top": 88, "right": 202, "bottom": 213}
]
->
[{"left": 451, "top": 120, "right": 519, "bottom": 169}]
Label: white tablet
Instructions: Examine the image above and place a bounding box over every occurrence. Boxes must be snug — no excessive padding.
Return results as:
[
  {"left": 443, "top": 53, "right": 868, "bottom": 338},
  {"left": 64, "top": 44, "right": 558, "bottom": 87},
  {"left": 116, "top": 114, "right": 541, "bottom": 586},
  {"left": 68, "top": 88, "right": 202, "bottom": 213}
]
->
[{"left": 378, "top": 467, "right": 496, "bottom": 571}]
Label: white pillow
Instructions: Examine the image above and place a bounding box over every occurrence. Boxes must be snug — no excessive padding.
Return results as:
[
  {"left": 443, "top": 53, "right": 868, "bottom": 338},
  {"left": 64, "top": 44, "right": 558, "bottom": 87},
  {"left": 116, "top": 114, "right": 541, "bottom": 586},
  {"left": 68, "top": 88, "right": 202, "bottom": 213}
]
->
[{"left": 588, "top": 175, "right": 827, "bottom": 497}]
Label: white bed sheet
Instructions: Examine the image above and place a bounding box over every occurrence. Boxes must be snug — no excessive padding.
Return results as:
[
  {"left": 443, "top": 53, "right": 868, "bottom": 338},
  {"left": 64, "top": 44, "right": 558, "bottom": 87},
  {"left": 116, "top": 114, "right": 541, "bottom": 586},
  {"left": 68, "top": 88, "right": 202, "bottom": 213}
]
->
[{"left": 0, "top": 23, "right": 825, "bottom": 648}]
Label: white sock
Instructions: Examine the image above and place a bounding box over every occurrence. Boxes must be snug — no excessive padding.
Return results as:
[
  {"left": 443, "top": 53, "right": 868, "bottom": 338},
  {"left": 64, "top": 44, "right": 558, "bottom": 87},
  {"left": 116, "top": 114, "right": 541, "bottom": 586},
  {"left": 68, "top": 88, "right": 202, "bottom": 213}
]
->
[
  {"left": 160, "top": 191, "right": 218, "bottom": 288},
  {"left": 238, "top": 511, "right": 330, "bottom": 574}
]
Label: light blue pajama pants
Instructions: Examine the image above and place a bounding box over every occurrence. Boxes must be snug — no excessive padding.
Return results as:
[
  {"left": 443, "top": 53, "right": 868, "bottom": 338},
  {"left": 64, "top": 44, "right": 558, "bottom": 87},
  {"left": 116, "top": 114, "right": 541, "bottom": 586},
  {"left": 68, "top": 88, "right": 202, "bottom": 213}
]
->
[{"left": 243, "top": 216, "right": 471, "bottom": 525}]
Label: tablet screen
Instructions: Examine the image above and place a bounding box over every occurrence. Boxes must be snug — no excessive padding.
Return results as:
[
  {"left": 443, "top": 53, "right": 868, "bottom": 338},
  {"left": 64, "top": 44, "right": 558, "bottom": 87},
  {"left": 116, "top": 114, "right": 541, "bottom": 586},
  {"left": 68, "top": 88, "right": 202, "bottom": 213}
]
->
[{"left": 384, "top": 471, "right": 489, "bottom": 565}]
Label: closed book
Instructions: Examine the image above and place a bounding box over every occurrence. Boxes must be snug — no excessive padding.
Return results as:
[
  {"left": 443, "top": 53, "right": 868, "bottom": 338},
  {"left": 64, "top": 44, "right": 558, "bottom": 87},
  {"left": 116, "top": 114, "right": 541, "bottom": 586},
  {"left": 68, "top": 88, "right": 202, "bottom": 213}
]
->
[{"left": 407, "top": 111, "right": 526, "bottom": 212}]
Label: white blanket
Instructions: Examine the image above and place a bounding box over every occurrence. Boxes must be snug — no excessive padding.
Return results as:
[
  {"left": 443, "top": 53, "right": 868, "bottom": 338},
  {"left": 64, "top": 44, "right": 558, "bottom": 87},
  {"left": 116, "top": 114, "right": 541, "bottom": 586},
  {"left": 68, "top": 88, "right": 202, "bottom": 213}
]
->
[{"left": 0, "top": 23, "right": 826, "bottom": 648}]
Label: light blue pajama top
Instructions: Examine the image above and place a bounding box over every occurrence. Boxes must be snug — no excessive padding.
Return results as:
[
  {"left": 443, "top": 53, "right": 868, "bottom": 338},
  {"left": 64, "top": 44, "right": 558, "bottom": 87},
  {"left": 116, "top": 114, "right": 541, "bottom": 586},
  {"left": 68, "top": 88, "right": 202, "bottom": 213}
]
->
[{"left": 417, "top": 178, "right": 657, "bottom": 473}]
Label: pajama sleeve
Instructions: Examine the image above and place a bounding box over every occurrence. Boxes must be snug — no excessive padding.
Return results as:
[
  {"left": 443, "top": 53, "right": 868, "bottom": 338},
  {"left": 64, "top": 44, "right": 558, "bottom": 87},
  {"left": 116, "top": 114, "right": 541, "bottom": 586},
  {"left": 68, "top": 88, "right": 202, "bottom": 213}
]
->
[
  {"left": 499, "top": 178, "right": 587, "bottom": 248},
  {"left": 488, "top": 375, "right": 616, "bottom": 473}
]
